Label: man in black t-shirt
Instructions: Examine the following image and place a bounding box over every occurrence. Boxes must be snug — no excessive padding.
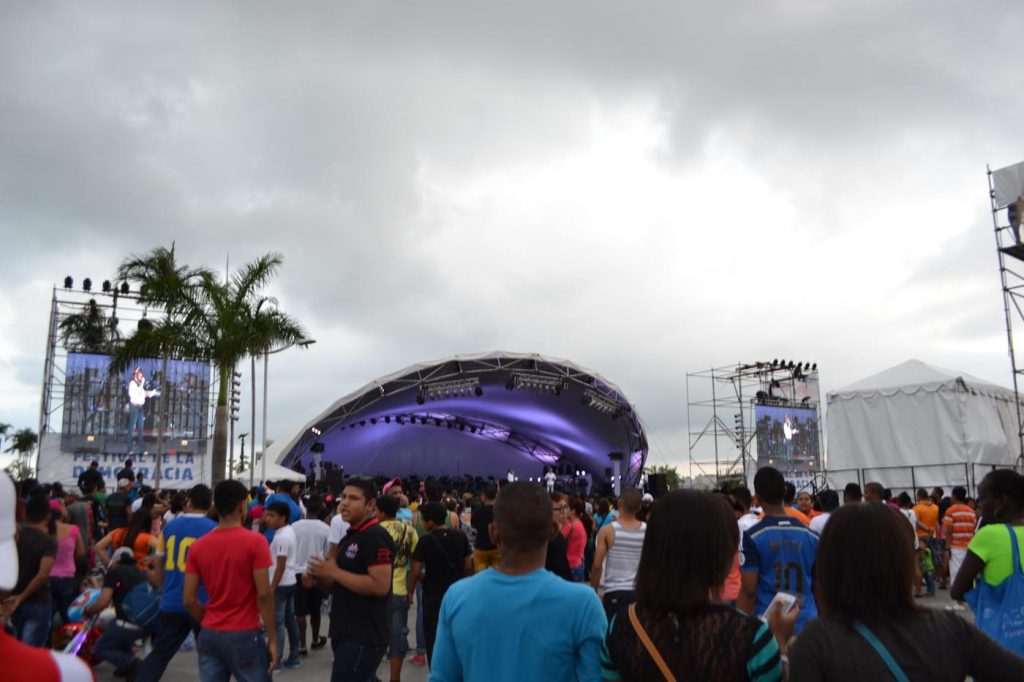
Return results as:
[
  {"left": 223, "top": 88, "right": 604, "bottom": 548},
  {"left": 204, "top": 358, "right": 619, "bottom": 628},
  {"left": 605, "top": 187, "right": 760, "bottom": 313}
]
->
[
  {"left": 116, "top": 458, "right": 135, "bottom": 484},
  {"left": 470, "top": 485, "right": 499, "bottom": 573},
  {"left": 6, "top": 495, "right": 57, "bottom": 647},
  {"left": 86, "top": 548, "right": 147, "bottom": 678},
  {"left": 410, "top": 502, "right": 471, "bottom": 665},
  {"left": 105, "top": 479, "right": 133, "bottom": 531},
  {"left": 78, "top": 460, "right": 105, "bottom": 494},
  {"left": 309, "top": 478, "right": 394, "bottom": 682}
]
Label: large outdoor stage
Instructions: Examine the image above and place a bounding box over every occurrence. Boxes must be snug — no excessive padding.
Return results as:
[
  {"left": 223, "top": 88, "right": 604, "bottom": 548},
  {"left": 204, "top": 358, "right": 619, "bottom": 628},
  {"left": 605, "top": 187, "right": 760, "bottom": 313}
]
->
[{"left": 269, "top": 352, "right": 648, "bottom": 490}]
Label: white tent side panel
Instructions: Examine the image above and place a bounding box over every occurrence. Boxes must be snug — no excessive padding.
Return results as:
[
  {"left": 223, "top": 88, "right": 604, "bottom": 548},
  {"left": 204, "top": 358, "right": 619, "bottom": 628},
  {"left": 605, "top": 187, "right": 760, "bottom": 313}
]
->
[
  {"left": 827, "top": 384, "right": 1018, "bottom": 475},
  {"left": 827, "top": 385, "right": 965, "bottom": 473}
]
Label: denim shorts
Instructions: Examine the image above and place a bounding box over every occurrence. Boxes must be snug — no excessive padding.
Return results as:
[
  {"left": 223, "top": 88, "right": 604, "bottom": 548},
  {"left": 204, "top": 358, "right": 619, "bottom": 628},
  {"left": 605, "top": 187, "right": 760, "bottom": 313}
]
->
[{"left": 389, "top": 593, "right": 410, "bottom": 658}]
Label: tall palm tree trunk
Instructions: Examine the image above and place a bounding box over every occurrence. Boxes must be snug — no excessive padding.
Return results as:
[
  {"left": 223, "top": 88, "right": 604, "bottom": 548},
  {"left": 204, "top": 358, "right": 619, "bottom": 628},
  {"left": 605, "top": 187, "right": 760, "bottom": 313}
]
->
[
  {"left": 212, "top": 364, "right": 230, "bottom": 484},
  {"left": 155, "top": 353, "right": 169, "bottom": 489}
]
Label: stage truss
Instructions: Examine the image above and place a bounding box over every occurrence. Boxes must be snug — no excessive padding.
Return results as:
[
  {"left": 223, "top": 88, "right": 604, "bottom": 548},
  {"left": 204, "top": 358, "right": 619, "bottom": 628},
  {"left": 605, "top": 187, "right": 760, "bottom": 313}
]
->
[
  {"left": 686, "top": 360, "right": 826, "bottom": 490},
  {"left": 37, "top": 284, "right": 219, "bottom": 486}
]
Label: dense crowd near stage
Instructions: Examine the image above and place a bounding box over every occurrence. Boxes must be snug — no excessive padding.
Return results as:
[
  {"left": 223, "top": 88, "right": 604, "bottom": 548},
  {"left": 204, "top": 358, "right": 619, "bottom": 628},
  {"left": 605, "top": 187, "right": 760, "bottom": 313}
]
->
[{"left": 3, "top": 458, "right": 1024, "bottom": 681}]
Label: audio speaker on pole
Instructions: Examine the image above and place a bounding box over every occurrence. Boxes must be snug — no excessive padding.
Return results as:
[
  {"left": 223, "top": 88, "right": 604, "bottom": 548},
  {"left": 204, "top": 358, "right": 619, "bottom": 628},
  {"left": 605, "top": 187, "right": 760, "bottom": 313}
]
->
[
  {"left": 325, "top": 469, "right": 344, "bottom": 497},
  {"left": 648, "top": 473, "right": 669, "bottom": 498}
]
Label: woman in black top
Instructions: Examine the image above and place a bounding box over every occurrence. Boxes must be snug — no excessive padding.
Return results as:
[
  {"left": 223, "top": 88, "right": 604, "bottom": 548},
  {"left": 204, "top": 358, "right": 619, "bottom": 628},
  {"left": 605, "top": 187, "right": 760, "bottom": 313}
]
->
[
  {"left": 601, "top": 490, "right": 794, "bottom": 681},
  {"left": 789, "top": 502, "right": 1024, "bottom": 681}
]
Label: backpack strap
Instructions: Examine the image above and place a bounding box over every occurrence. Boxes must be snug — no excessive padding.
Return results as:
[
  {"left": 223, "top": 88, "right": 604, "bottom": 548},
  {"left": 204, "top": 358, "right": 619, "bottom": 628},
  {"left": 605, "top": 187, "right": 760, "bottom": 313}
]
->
[
  {"left": 627, "top": 604, "right": 677, "bottom": 682},
  {"left": 853, "top": 622, "right": 909, "bottom": 682}
]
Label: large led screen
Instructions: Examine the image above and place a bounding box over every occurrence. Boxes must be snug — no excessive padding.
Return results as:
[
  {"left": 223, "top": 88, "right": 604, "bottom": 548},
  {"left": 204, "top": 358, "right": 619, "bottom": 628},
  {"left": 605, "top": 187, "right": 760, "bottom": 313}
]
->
[
  {"left": 754, "top": 404, "right": 820, "bottom": 475},
  {"left": 62, "top": 353, "right": 211, "bottom": 456}
]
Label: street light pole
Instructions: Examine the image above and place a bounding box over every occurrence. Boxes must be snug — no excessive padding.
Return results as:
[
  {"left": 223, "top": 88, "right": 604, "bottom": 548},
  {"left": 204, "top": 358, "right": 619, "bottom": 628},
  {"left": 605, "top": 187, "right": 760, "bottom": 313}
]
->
[{"left": 261, "top": 338, "right": 316, "bottom": 486}]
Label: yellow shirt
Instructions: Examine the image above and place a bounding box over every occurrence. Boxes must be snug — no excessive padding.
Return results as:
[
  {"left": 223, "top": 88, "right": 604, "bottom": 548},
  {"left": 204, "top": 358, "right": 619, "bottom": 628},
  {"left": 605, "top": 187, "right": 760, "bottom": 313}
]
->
[{"left": 381, "top": 519, "right": 418, "bottom": 596}]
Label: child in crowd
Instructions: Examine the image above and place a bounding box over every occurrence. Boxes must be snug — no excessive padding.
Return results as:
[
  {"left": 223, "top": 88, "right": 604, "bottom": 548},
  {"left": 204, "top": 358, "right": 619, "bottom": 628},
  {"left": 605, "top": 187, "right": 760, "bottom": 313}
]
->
[{"left": 920, "top": 543, "right": 936, "bottom": 597}]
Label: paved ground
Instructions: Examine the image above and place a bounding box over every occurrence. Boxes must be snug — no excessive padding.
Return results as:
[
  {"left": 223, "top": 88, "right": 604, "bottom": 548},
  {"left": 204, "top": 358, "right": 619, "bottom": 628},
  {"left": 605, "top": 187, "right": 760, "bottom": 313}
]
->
[{"left": 91, "top": 589, "right": 968, "bottom": 681}]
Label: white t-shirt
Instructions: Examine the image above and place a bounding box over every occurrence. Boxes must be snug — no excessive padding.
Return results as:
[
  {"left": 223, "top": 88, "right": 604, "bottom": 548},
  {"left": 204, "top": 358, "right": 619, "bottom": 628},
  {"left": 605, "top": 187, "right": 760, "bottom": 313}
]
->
[
  {"left": 544, "top": 472, "right": 556, "bottom": 485},
  {"left": 270, "top": 524, "right": 298, "bottom": 586},
  {"left": 809, "top": 512, "right": 830, "bottom": 535},
  {"left": 737, "top": 512, "right": 760, "bottom": 552},
  {"left": 328, "top": 514, "right": 350, "bottom": 546},
  {"left": 291, "top": 519, "right": 331, "bottom": 573},
  {"left": 899, "top": 508, "right": 920, "bottom": 550},
  {"left": 131, "top": 498, "right": 144, "bottom": 513}
]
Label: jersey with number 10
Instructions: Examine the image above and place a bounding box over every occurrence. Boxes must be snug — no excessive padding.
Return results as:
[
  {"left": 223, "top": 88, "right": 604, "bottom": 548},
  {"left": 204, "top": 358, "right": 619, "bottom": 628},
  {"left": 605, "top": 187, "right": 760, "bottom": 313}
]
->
[
  {"left": 740, "top": 515, "right": 818, "bottom": 633},
  {"left": 159, "top": 513, "right": 218, "bottom": 613}
]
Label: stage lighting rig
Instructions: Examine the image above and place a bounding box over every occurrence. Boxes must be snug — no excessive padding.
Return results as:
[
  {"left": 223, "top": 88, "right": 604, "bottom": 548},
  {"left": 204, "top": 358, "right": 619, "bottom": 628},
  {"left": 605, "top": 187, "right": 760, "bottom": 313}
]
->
[
  {"left": 82, "top": 278, "right": 92, "bottom": 292},
  {"left": 509, "top": 373, "right": 567, "bottom": 395},
  {"left": 102, "top": 280, "right": 111, "bottom": 293},
  {"left": 64, "top": 276, "right": 73, "bottom": 289},
  {"left": 422, "top": 377, "right": 482, "bottom": 401},
  {"left": 120, "top": 282, "right": 129, "bottom": 295},
  {"left": 583, "top": 389, "right": 620, "bottom": 416}
]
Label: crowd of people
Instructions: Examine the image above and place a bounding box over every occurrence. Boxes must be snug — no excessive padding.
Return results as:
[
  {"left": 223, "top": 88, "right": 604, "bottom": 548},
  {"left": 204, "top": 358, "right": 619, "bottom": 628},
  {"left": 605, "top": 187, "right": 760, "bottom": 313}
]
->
[{"left": 3, "top": 458, "right": 1024, "bottom": 681}]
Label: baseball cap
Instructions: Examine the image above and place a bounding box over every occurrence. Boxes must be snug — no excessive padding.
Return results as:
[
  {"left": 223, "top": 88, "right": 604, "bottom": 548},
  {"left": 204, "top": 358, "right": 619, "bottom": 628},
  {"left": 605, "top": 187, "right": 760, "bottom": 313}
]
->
[
  {"left": 117, "top": 478, "right": 131, "bottom": 488},
  {"left": 0, "top": 473, "right": 18, "bottom": 590}
]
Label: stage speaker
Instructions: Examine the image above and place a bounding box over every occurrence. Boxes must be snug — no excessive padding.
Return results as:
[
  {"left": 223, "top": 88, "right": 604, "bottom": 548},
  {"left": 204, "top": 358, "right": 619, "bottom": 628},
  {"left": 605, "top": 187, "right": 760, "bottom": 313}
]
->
[
  {"left": 648, "top": 473, "right": 669, "bottom": 498},
  {"left": 325, "top": 469, "right": 344, "bottom": 497}
]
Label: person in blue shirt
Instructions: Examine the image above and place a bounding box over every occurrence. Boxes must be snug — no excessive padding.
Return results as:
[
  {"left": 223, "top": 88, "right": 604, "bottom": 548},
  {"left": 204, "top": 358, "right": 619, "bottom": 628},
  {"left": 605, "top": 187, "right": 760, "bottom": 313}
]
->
[
  {"left": 739, "top": 466, "right": 819, "bottom": 634},
  {"left": 263, "top": 480, "right": 303, "bottom": 543},
  {"left": 429, "top": 481, "right": 607, "bottom": 682},
  {"left": 134, "top": 484, "right": 218, "bottom": 682}
]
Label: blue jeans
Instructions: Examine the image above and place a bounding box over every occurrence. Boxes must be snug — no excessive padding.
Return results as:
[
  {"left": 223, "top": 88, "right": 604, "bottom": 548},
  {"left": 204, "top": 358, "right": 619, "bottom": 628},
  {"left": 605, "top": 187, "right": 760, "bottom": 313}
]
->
[
  {"left": 126, "top": 405, "right": 145, "bottom": 449},
  {"left": 390, "top": 594, "right": 410, "bottom": 659},
  {"left": 274, "top": 584, "right": 300, "bottom": 663},
  {"left": 197, "top": 628, "right": 270, "bottom": 682},
  {"left": 50, "top": 577, "right": 78, "bottom": 626},
  {"left": 570, "top": 565, "right": 585, "bottom": 582},
  {"left": 330, "top": 638, "right": 387, "bottom": 682},
  {"left": 135, "top": 610, "right": 201, "bottom": 682},
  {"left": 12, "top": 600, "right": 51, "bottom": 647},
  {"left": 95, "top": 620, "right": 143, "bottom": 674}
]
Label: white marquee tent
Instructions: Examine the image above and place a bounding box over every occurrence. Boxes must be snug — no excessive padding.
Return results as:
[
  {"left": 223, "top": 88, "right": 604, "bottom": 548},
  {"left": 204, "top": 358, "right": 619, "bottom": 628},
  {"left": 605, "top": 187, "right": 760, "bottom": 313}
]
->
[{"left": 826, "top": 359, "right": 1023, "bottom": 491}]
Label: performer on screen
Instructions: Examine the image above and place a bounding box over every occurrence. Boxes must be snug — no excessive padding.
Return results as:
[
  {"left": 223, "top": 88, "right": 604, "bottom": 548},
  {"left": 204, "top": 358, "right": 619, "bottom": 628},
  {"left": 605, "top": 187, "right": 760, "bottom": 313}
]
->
[
  {"left": 125, "top": 367, "right": 158, "bottom": 453},
  {"left": 783, "top": 414, "right": 798, "bottom": 462}
]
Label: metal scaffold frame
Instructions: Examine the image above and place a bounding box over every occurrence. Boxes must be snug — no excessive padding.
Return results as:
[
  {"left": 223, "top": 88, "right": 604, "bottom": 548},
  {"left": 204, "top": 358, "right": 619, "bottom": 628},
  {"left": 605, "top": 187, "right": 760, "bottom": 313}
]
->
[
  {"left": 988, "top": 165, "right": 1024, "bottom": 471},
  {"left": 686, "top": 360, "right": 825, "bottom": 489},
  {"left": 37, "top": 284, "right": 219, "bottom": 483}
]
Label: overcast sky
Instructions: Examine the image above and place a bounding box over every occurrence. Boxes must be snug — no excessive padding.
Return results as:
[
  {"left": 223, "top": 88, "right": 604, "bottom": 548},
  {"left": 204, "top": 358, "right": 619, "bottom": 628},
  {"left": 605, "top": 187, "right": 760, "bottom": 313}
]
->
[{"left": 2, "top": 3, "right": 1023, "bottom": 474}]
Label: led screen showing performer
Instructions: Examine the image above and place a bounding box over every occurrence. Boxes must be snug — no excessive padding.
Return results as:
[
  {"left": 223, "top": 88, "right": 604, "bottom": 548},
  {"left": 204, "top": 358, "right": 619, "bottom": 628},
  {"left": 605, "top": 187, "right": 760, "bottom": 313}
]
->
[
  {"left": 754, "top": 404, "right": 820, "bottom": 475},
  {"left": 61, "top": 352, "right": 211, "bottom": 455}
]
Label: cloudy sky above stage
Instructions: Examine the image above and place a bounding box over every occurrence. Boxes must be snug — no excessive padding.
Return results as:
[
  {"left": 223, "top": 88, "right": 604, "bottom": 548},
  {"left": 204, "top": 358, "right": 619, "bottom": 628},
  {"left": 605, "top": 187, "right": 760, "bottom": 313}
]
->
[{"left": 2, "top": 3, "right": 1023, "bottom": 474}]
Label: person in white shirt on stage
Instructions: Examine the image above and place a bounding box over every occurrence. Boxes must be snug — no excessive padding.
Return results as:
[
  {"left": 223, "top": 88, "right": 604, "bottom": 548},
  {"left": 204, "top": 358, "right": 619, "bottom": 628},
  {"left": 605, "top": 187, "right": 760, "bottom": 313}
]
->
[{"left": 125, "top": 367, "right": 157, "bottom": 454}]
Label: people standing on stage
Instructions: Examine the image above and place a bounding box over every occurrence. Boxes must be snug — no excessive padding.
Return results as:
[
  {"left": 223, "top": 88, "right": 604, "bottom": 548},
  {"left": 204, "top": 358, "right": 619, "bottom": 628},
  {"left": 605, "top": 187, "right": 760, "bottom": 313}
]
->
[
  {"left": 291, "top": 495, "right": 331, "bottom": 657},
  {"left": 544, "top": 467, "right": 556, "bottom": 493},
  {"left": 590, "top": 487, "right": 645, "bottom": 620},
  {"left": 136, "top": 484, "right": 216, "bottom": 682},
  {"left": 184, "top": 480, "right": 278, "bottom": 681},
  {"left": 308, "top": 478, "right": 394, "bottom": 682},
  {"left": 125, "top": 367, "right": 157, "bottom": 453}
]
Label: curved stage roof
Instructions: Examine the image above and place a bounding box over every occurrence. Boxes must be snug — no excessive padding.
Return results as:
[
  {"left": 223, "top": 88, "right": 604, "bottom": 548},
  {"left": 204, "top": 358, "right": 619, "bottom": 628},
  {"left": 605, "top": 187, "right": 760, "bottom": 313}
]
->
[{"left": 274, "top": 352, "right": 648, "bottom": 486}]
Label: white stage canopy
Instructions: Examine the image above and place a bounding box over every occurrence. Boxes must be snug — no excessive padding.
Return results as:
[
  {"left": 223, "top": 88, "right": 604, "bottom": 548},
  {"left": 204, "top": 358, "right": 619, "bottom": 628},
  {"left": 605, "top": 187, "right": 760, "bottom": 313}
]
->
[{"left": 825, "top": 359, "right": 1023, "bottom": 490}]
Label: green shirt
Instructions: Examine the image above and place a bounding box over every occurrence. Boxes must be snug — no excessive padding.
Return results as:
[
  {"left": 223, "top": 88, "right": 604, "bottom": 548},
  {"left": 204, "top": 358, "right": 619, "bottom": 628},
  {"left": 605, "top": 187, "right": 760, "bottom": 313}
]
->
[{"left": 967, "top": 523, "right": 1024, "bottom": 586}]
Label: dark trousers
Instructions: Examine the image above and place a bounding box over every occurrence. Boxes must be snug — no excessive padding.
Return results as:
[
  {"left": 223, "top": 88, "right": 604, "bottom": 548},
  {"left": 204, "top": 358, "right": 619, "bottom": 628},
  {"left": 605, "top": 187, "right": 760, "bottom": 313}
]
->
[
  {"left": 135, "top": 611, "right": 200, "bottom": 682},
  {"left": 602, "top": 590, "right": 635, "bottom": 622},
  {"left": 330, "top": 638, "right": 387, "bottom": 682},
  {"left": 95, "top": 620, "right": 143, "bottom": 674},
  {"left": 423, "top": 596, "right": 442, "bottom": 667}
]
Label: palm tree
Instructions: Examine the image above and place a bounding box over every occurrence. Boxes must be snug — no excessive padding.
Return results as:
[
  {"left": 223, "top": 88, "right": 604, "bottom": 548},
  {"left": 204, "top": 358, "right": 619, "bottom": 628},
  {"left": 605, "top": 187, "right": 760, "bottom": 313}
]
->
[
  {"left": 112, "top": 246, "right": 211, "bottom": 488},
  {"left": 5, "top": 428, "right": 39, "bottom": 479},
  {"left": 59, "top": 298, "right": 121, "bottom": 353},
  {"left": 113, "top": 253, "right": 306, "bottom": 484}
]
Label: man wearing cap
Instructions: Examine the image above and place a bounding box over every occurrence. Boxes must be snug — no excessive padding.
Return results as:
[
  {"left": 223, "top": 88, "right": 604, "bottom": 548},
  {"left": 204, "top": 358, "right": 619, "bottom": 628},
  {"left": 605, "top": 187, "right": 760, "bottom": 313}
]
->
[
  {"left": 0, "top": 474, "right": 92, "bottom": 680},
  {"left": 85, "top": 546, "right": 149, "bottom": 679},
  {"left": 106, "top": 478, "right": 133, "bottom": 531}
]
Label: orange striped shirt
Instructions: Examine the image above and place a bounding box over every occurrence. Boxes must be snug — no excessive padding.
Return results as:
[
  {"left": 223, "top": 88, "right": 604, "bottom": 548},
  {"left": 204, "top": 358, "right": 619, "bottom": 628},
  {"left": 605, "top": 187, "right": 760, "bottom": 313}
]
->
[{"left": 942, "top": 503, "right": 977, "bottom": 549}]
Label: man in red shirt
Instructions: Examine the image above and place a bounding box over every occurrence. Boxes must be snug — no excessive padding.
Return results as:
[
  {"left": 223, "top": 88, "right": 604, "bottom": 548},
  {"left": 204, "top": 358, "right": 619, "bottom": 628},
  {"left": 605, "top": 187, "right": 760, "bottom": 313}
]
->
[{"left": 184, "top": 479, "right": 277, "bottom": 682}]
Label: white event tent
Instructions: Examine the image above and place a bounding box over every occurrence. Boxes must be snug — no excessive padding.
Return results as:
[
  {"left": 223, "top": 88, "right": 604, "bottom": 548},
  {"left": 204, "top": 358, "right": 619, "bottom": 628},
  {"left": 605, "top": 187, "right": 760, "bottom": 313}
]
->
[{"left": 825, "top": 359, "right": 1023, "bottom": 492}]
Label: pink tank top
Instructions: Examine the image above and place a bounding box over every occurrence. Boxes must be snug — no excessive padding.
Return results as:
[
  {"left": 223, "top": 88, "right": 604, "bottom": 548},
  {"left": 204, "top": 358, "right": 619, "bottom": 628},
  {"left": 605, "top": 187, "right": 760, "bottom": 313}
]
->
[{"left": 51, "top": 524, "right": 79, "bottom": 578}]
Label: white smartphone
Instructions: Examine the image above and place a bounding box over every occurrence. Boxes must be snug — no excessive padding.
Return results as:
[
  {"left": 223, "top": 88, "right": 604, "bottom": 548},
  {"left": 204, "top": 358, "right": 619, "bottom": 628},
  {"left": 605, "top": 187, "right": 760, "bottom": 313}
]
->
[{"left": 761, "top": 591, "right": 797, "bottom": 621}]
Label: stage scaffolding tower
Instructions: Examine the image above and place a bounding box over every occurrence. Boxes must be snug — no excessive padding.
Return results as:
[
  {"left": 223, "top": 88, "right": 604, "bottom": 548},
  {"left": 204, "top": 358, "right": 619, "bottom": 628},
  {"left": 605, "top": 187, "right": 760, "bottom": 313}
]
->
[
  {"left": 988, "top": 163, "right": 1024, "bottom": 471},
  {"left": 687, "top": 361, "right": 823, "bottom": 488}
]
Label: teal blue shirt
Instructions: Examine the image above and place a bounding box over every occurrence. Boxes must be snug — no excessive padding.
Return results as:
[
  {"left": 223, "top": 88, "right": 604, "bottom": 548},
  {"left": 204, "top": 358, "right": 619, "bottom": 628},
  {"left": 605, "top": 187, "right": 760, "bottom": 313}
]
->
[{"left": 429, "top": 567, "right": 607, "bottom": 682}]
